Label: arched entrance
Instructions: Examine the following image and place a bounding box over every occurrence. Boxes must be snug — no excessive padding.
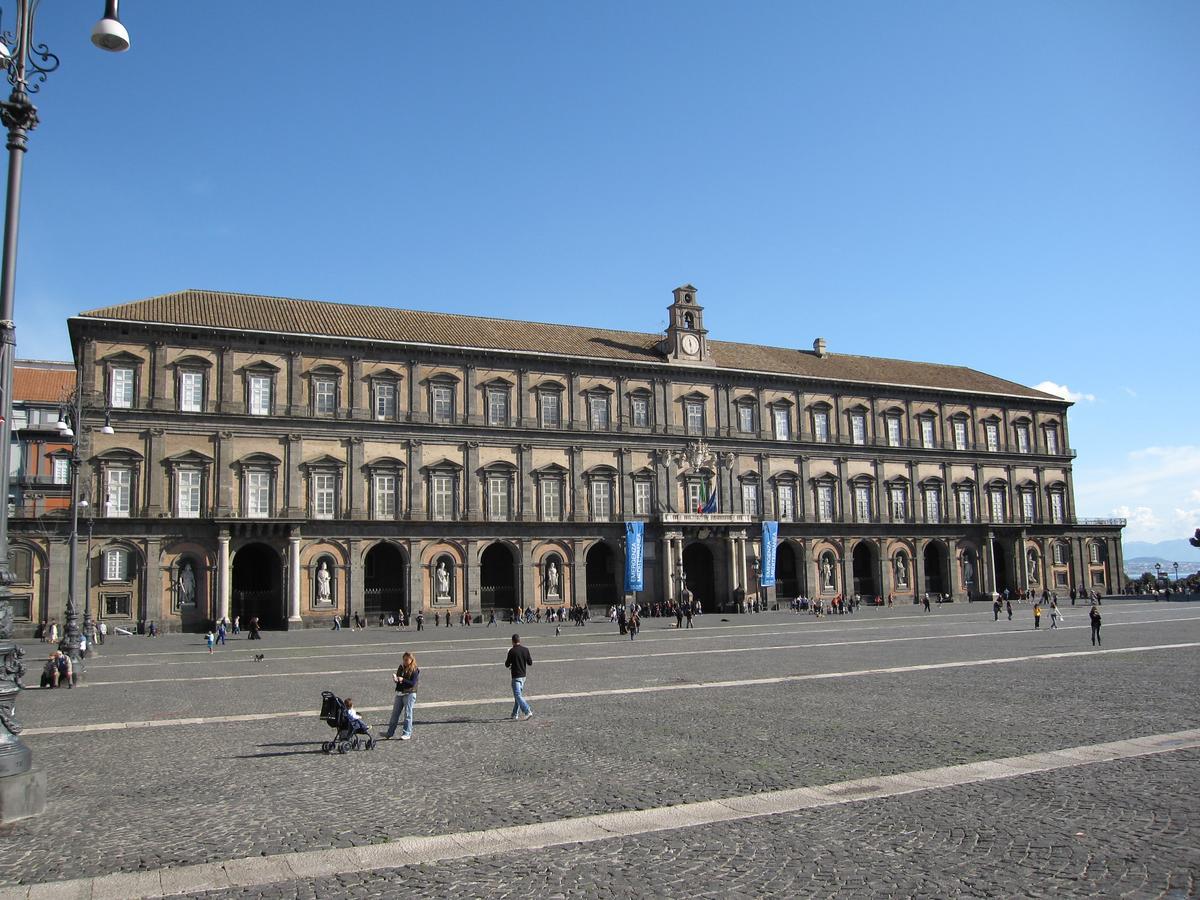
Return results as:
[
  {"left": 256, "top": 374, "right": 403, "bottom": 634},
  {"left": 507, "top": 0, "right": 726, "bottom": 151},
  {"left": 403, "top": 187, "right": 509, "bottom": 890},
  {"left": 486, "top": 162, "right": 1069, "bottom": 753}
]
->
[
  {"left": 480, "top": 543, "right": 517, "bottom": 615},
  {"left": 852, "top": 542, "right": 878, "bottom": 597},
  {"left": 961, "top": 548, "right": 979, "bottom": 598},
  {"left": 924, "top": 542, "right": 948, "bottom": 595},
  {"left": 775, "top": 542, "right": 801, "bottom": 599},
  {"left": 231, "top": 543, "right": 283, "bottom": 629},
  {"left": 585, "top": 543, "right": 619, "bottom": 608},
  {"left": 364, "top": 543, "right": 406, "bottom": 622},
  {"left": 682, "top": 542, "right": 716, "bottom": 612},
  {"left": 992, "top": 541, "right": 1010, "bottom": 595}
]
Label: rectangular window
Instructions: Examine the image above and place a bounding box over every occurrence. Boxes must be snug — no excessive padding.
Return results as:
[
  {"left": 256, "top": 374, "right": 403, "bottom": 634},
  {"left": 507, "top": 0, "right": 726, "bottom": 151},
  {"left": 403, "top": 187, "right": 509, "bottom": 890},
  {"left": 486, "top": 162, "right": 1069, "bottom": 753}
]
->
[
  {"left": 180, "top": 371, "right": 204, "bottom": 412},
  {"left": 953, "top": 419, "right": 968, "bottom": 450},
  {"left": 373, "top": 474, "right": 396, "bottom": 519},
  {"left": 313, "top": 474, "right": 336, "bottom": 519},
  {"left": 313, "top": 379, "right": 336, "bottom": 416},
  {"left": 487, "top": 476, "right": 510, "bottom": 520},
  {"left": 924, "top": 487, "right": 942, "bottom": 524},
  {"left": 110, "top": 367, "right": 134, "bottom": 409},
  {"left": 487, "top": 389, "right": 508, "bottom": 426},
  {"left": 957, "top": 489, "right": 974, "bottom": 523},
  {"left": 591, "top": 480, "right": 612, "bottom": 519},
  {"left": 1045, "top": 427, "right": 1059, "bottom": 455},
  {"left": 989, "top": 488, "right": 1006, "bottom": 522},
  {"left": 106, "top": 468, "right": 131, "bottom": 517},
  {"left": 247, "top": 470, "right": 271, "bottom": 518},
  {"left": 920, "top": 418, "right": 936, "bottom": 448},
  {"left": 631, "top": 396, "right": 649, "bottom": 428},
  {"left": 249, "top": 375, "right": 272, "bottom": 416},
  {"left": 985, "top": 422, "right": 1000, "bottom": 452},
  {"left": 890, "top": 486, "right": 908, "bottom": 520},
  {"left": 741, "top": 483, "right": 759, "bottom": 517},
  {"left": 104, "top": 549, "right": 128, "bottom": 582},
  {"left": 589, "top": 395, "right": 610, "bottom": 430},
  {"left": 685, "top": 401, "right": 704, "bottom": 435},
  {"left": 854, "top": 485, "right": 872, "bottom": 521},
  {"left": 850, "top": 413, "right": 866, "bottom": 445},
  {"left": 777, "top": 484, "right": 795, "bottom": 520},
  {"left": 1053, "top": 543, "right": 1067, "bottom": 565},
  {"left": 687, "top": 481, "right": 704, "bottom": 513},
  {"left": 1021, "top": 490, "right": 1036, "bottom": 522},
  {"left": 374, "top": 383, "right": 397, "bottom": 420},
  {"left": 1016, "top": 424, "right": 1031, "bottom": 453},
  {"left": 817, "top": 484, "right": 835, "bottom": 522},
  {"left": 738, "top": 405, "right": 754, "bottom": 433},
  {"left": 1050, "top": 492, "right": 1065, "bottom": 524},
  {"left": 177, "top": 469, "right": 202, "bottom": 518},
  {"left": 104, "top": 593, "right": 131, "bottom": 616},
  {"left": 53, "top": 457, "right": 70, "bottom": 485},
  {"left": 541, "top": 479, "right": 562, "bottom": 520},
  {"left": 886, "top": 417, "right": 902, "bottom": 447},
  {"left": 541, "top": 392, "right": 561, "bottom": 428},
  {"left": 634, "top": 480, "right": 652, "bottom": 516},
  {"left": 431, "top": 385, "right": 454, "bottom": 423},
  {"left": 773, "top": 408, "right": 790, "bottom": 441},
  {"left": 431, "top": 474, "right": 454, "bottom": 520},
  {"left": 813, "top": 410, "right": 830, "bottom": 442}
]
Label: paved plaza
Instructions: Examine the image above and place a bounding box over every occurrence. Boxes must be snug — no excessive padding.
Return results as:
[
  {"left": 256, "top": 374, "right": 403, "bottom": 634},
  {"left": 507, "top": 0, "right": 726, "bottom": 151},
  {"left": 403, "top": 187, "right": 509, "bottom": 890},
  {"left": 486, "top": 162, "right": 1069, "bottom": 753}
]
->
[{"left": 2, "top": 597, "right": 1198, "bottom": 898}]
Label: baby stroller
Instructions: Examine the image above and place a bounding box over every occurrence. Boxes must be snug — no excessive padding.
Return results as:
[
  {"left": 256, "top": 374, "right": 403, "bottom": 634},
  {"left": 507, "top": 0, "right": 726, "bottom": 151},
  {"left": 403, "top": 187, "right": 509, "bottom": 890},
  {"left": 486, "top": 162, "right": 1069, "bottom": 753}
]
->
[{"left": 319, "top": 690, "right": 376, "bottom": 753}]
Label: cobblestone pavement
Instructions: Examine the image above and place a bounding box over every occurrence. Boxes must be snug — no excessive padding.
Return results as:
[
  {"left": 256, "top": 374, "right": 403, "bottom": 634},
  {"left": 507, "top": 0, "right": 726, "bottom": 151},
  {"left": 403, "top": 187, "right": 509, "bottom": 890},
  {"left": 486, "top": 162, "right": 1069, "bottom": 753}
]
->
[{"left": 4, "top": 599, "right": 1198, "bottom": 896}]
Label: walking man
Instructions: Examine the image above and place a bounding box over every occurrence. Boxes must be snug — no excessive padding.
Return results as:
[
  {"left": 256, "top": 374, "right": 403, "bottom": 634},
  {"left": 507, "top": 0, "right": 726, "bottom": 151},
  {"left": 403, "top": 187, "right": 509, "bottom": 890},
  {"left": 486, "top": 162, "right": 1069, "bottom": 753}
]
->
[
  {"left": 505, "top": 633, "right": 534, "bottom": 721},
  {"left": 1089, "top": 604, "right": 1102, "bottom": 646}
]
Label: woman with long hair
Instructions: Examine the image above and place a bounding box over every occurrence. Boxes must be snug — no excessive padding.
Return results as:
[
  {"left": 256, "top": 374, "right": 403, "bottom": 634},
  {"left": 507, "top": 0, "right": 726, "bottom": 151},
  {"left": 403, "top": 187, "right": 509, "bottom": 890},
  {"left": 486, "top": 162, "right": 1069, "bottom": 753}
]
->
[{"left": 384, "top": 651, "right": 420, "bottom": 740}]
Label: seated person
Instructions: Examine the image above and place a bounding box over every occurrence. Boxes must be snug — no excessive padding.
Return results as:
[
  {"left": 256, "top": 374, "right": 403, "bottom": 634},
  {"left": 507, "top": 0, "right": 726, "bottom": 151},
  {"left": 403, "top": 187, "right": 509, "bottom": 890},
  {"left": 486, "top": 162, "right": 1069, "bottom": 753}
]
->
[
  {"left": 344, "top": 698, "right": 370, "bottom": 736},
  {"left": 40, "top": 653, "right": 58, "bottom": 688}
]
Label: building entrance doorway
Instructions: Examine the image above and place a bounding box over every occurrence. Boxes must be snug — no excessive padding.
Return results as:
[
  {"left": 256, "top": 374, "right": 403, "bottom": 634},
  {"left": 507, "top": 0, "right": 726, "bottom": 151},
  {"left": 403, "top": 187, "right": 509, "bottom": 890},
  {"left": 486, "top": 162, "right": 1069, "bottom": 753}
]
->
[
  {"left": 231, "top": 543, "right": 283, "bottom": 629},
  {"left": 992, "top": 542, "right": 1010, "bottom": 595},
  {"left": 682, "top": 542, "right": 716, "bottom": 612},
  {"left": 775, "top": 542, "right": 801, "bottom": 599},
  {"left": 924, "top": 542, "right": 948, "bottom": 595},
  {"left": 480, "top": 543, "right": 517, "bottom": 615},
  {"left": 852, "top": 542, "right": 878, "bottom": 597},
  {"left": 364, "top": 543, "right": 407, "bottom": 623},
  {"left": 585, "top": 543, "right": 619, "bottom": 608}
]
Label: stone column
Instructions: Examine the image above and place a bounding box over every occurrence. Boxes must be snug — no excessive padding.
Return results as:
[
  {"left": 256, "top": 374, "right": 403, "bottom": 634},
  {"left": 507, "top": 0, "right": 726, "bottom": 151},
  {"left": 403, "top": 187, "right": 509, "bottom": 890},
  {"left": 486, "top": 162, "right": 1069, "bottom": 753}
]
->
[
  {"left": 980, "top": 533, "right": 995, "bottom": 596},
  {"left": 1108, "top": 536, "right": 1124, "bottom": 594},
  {"left": 144, "top": 538, "right": 162, "bottom": 626},
  {"left": 408, "top": 540, "right": 425, "bottom": 613},
  {"left": 219, "top": 346, "right": 239, "bottom": 414},
  {"left": 145, "top": 428, "right": 165, "bottom": 517},
  {"left": 841, "top": 548, "right": 854, "bottom": 599},
  {"left": 464, "top": 365, "right": 478, "bottom": 426},
  {"left": 408, "top": 440, "right": 423, "bottom": 518},
  {"left": 727, "top": 532, "right": 740, "bottom": 594},
  {"left": 520, "top": 539, "right": 535, "bottom": 609},
  {"left": 518, "top": 369, "right": 532, "bottom": 428},
  {"left": 945, "top": 538, "right": 958, "bottom": 598},
  {"left": 1016, "top": 532, "right": 1029, "bottom": 593},
  {"left": 518, "top": 444, "right": 534, "bottom": 521},
  {"left": 837, "top": 458, "right": 851, "bottom": 526},
  {"left": 285, "top": 434, "right": 304, "bottom": 517},
  {"left": 346, "top": 356, "right": 362, "bottom": 420},
  {"left": 347, "top": 539, "right": 362, "bottom": 622},
  {"left": 287, "top": 351, "right": 303, "bottom": 416},
  {"left": 913, "top": 540, "right": 926, "bottom": 601},
  {"left": 347, "top": 438, "right": 364, "bottom": 518},
  {"left": 217, "top": 531, "right": 231, "bottom": 622},
  {"left": 150, "top": 342, "right": 168, "bottom": 411},
  {"left": 464, "top": 442, "right": 480, "bottom": 521},
  {"left": 464, "top": 539, "right": 479, "bottom": 619},
  {"left": 569, "top": 373, "right": 582, "bottom": 430},
  {"left": 288, "top": 532, "right": 302, "bottom": 625},
  {"left": 215, "top": 432, "right": 233, "bottom": 516},
  {"left": 876, "top": 540, "right": 887, "bottom": 600},
  {"left": 571, "top": 539, "right": 587, "bottom": 607},
  {"left": 570, "top": 446, "right": 586, "bottom": 522},
  {"left": 408, "top": 360, "right": 420, "bottom": 423}
]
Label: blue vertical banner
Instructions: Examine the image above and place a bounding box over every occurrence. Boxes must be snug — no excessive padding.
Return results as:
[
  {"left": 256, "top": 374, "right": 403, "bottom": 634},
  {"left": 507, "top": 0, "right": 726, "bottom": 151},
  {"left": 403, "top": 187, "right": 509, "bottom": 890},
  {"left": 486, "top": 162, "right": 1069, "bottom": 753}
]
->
[
  {"left": 760, "top": 521, "right": 778, "bottom": 587},
  {"left": 624, "top": 521, "right": 645, "bottom": 592}
]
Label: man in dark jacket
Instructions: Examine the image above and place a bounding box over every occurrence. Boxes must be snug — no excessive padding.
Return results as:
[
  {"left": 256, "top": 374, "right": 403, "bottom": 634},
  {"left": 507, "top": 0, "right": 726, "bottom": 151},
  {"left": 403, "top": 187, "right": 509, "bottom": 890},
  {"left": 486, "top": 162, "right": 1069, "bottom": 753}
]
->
[{"left": 505, "top": 634, "right": 534, "bottom": 720}]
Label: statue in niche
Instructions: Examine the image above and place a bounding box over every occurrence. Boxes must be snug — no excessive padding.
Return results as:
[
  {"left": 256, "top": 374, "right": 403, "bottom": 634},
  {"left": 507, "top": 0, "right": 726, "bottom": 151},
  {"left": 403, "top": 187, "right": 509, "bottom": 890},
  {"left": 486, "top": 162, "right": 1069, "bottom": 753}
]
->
[
  {"left": 177, "top": 560, "right": 196, "bottom": 607},
  {"left": 895, "top": 554, "right": 908, "bottom": 588},
  {"left": 316, "top": 561, "right": 331, "bottom": 602},
  {"left": 821, "top": 555, "right": 835, "bottom": 590},
  {"left": 436, "top": 561, "right": 451, "bottom": 599},
  {"left": 546, "top": 561, "right": 560, "bottom": 598},
  {"left": 1027, "top": 551, "right": 1039, "bottom": 583},
  {"left": 963, "top": 554, "right": 976, "bottom": 586}
]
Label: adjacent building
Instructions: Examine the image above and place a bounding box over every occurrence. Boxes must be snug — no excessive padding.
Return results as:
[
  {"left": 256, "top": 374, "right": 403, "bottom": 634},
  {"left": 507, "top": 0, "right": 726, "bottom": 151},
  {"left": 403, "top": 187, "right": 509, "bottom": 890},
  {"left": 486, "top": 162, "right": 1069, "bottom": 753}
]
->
[{"left": 8, "top": 286, "right": 1125, "bottom": 633}]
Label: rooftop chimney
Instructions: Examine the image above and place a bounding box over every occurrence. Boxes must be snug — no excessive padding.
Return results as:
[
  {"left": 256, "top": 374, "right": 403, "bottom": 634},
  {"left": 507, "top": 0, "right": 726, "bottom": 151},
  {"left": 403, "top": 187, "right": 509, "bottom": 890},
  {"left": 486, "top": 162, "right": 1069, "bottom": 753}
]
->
[{"left": 813, "top": 337, "right": 827, "bottom": 357}]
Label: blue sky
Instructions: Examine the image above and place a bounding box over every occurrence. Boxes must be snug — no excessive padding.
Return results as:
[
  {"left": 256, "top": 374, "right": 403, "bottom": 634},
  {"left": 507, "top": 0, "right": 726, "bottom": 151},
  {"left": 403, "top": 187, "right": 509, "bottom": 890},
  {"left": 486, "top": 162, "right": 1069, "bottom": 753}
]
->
[{"left": 11, "top": 1, "right": 1200, "bottom": 547}]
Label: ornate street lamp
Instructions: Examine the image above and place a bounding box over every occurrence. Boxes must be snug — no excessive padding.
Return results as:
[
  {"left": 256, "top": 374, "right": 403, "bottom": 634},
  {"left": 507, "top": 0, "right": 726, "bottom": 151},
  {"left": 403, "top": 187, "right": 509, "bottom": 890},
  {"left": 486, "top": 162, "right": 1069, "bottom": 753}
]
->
[{"left": 0, "top": 0, "right": 129, "bottom": 824}]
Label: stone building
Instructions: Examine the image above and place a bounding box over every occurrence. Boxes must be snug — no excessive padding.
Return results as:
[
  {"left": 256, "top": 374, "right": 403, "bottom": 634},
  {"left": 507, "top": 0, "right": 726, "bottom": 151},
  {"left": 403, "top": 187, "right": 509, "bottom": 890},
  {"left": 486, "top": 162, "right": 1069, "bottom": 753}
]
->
[{"left": 8, "top": 286, "right": 1124, "bottom": 632}]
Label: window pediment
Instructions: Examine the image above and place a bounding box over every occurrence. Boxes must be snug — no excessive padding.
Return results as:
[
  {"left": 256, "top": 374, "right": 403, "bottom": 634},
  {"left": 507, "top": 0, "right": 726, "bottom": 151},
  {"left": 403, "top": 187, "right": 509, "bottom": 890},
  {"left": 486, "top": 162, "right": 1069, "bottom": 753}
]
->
[
  {"left": 480, "top": 460, "right": 517, "bottom": 474},
  {"left": 770, "top": 471, "right": 799, "bottom": 484},
  {"left": 919, "top": 477, "right": 944, "bottom": 488},
  {"left": 981, "top": 414, "right": 1001, "bottom": 424},
  {"left": 241, "top": 360, "right": 281, "bottom": 374},
  {"left": 168, "top": 354, "right": 213, "bottom": 370},
  {"left": 535, "top": 380, "right": 565, "bottom": 393},
  {"left": 850, "top": 474, "right": 875, "bottom": 485},
  {"left": 300, "top": 454, "right": 346, "bottom": 472},
  {"left": 583, "top": 464, "right": 617, "bottom": 478},
  {"left": 165, "top": 450, "right": 213, "bottom": 466},
  {"left": 680, "top": 391, "right": 709, "bottom": 402},
  {"left": 424, "top": 372, "right": 461, "bottom": 386},
  {"left": 235, "top": 452, "right": 281, "bottom": 470},
  {"left": 630, "top": 465, "right": 656, "bottom": 477},
  {"left": 482, "top": 377, "right": 514, "bottom": 390},
  {"left": 533, "top": 463, "right": 568, "bottom": 477},
  {"left": 99, "top": 351, "right": 144, "bottom": 365},
  {"left": 846, "top": 403, "right": 869, "bottom": 413},
  {"left": 369, "top": 368, "right": 405, "bottom": 382},
  {"left": 808, "top": 401, "right": 832, "bottom": 411},
  {"left": 984, "top": 478, "right": 1007, "bottom": 489},
  {"left": 305, "top": 365, "right": 343, "bottom": 378},
  {"left": 953, "top": 478, "right": 975, "bottom": 488},
  {"left": 625, "top": 386, "right": 651, "bottom": 398},
  {"left": 1012, "top": 415, "right": 1032, "bottom": 425},
  {"left": 586, "top": 385, "right": 614, "bottom": 396},
  {"left": 95, "top": 447, "right": 144, "bottom": 463},
  {"left": 734, "top": 395, "right": 757, "bottom": 406},
  {"left": 769, "top": 397, "right": 794, "bottom": 409},
  {"left": 364, "top": 456, "right": 405, "bottom": 470},
  {"left": 882, "top": 406, "right": 905, "bottom": 417},
  {"left": 421, "top": 457, "right": 463, "bottom": 473}
]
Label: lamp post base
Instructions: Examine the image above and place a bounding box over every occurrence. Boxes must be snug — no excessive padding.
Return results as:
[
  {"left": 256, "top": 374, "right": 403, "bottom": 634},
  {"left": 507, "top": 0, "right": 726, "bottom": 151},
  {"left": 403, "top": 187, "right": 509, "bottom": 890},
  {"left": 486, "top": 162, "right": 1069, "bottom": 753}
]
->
[{"left": 0, "top": 765, "right": 44, "bottom": 823}]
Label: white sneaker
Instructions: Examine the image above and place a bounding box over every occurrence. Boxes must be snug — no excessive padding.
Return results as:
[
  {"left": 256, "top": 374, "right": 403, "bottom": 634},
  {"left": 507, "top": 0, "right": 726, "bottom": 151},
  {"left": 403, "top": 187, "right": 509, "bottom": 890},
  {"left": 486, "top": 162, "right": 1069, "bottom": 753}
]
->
[
  {"left": 510, "top": 715, "right": 519, "bottom": 721},
  {"left": 399, "top": 734, "right": 411, "bottom": 741},
  {"left": 523, "top": 712, "right": 535, "bottom": 720}
]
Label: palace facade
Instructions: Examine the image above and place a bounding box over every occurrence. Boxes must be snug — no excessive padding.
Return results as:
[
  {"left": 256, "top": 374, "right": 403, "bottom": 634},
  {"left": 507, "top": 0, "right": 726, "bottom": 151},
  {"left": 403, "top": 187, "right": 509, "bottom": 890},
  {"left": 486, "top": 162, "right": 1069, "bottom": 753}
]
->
[{"left": 9, "top": 286, "right": 1125, "bottom": 632}]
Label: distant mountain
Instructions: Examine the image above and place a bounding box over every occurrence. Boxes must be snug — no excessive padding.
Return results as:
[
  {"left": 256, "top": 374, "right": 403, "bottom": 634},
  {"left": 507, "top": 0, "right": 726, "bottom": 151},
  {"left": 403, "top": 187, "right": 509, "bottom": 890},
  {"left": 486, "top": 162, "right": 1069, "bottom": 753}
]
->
[{"left": 1123, "top": 538, "right": 1200, "bottom": 560}]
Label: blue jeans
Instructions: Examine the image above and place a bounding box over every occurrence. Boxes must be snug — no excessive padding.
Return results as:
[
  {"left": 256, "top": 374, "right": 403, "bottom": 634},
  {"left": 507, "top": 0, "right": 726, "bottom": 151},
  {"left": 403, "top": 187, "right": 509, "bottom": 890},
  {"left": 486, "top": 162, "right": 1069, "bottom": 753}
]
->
[
  {"left": 511, "top": 677, "right": 532, "bottom": 718},
  {"left": 386, "top": 691, "right": 416, "bottom": 737}
]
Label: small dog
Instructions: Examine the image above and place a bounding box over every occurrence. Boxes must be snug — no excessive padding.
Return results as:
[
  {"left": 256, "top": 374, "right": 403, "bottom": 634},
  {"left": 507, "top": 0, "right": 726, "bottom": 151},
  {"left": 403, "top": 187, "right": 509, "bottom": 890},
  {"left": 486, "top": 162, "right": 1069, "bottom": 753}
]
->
[
  {"left": 555, "top": 626, "right": 560, "bottom": 637},
  {"left": 252, "top": 653, "right": 265, "bottom": 662}
]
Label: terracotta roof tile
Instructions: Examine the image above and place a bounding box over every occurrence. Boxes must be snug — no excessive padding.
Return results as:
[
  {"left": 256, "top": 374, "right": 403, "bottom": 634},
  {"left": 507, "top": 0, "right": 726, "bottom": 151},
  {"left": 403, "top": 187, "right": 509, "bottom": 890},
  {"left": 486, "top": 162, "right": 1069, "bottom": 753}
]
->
[
  {"left": 14, "top": 364, "right": 74, "bottom": 403},
  {"left": 76, "top": 290, "right": 1057, "bottom": 401}
]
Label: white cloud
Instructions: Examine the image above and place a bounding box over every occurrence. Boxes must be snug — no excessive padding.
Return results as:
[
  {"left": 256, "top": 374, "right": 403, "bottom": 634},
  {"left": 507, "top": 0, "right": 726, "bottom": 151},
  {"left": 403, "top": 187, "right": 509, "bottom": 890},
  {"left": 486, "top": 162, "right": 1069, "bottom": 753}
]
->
[
  {"left": 1123, "top": 387, "right": 1138, "bottom": 398},
  {"left": 1077, "top": 445, "right": 1200, "bottom": 542},
  {"left": 1034, "top": 381, "right": 1096, "bottom": 403},
  {"left": 1113, "top": 505, "right": 1161, "bottom": 532}
]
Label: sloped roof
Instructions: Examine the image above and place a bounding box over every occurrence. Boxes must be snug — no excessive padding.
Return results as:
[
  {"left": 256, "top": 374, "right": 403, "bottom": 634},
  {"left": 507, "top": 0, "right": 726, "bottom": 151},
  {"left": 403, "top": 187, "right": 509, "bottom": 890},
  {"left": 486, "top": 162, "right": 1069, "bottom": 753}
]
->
[
  {"left": 76, "top": 290, "right": 1057, "bottom": 401},
  {"left": 14, "top": 362, "right": 74, "bottom": 403}
]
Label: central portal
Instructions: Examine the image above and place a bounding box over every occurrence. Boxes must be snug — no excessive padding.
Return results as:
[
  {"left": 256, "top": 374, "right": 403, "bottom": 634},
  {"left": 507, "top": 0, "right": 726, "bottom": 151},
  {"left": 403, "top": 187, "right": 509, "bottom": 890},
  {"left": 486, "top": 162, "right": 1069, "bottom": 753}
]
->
[
  {"left": 364, "top": 543, "right": 407, "bottom": 622},
  {"left": 231, "top": 543, "right": 283, "bottom": 629},
  {"left": 480, "top": 543, "right": 517, "bottom": 615},
  {"left": 682, "top": 542, "right": 716, "bottom": 612}
]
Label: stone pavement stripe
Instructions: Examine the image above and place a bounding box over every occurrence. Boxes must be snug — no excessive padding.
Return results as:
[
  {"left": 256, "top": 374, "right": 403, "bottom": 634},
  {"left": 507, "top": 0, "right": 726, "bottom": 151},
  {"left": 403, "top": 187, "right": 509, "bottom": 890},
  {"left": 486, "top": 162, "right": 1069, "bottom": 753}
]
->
[
  {"left": 60, "top": 613, "right": 1200, "bottom": 689},
  {"left": 21, "top": 640, "right": 1200, "bottom": 737},
  {"left": 2, "top": 728, "right": 1196, "bottom": 900},
  {"left": 85, "top": 605, "right": 1187, "bottom": 670}
]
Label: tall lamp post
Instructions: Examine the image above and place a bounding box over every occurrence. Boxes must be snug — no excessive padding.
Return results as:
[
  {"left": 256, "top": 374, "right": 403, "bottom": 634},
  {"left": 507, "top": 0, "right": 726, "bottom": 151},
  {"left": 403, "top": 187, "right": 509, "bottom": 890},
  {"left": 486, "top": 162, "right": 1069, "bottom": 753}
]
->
[
  {"left": 0, "top": 0, "right": 129, "bottom": 825},
  {"left": 1174, "top": 562, "right": 1180, "bottom": 591}
]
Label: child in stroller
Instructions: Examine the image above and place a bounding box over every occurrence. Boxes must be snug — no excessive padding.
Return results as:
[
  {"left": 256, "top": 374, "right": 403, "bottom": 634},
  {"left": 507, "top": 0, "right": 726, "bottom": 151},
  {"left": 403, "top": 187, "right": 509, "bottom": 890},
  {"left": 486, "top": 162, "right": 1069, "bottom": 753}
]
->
[{"left": 320, "top": 691, "right": 376, "bottom": 753}]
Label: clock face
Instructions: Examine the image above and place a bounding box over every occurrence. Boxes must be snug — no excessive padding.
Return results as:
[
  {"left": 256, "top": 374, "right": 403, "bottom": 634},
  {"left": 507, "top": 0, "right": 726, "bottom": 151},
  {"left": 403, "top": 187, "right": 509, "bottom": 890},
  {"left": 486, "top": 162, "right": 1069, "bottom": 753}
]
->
[{"left": 681, "top": 334, "right": 700, "bottom": 355}]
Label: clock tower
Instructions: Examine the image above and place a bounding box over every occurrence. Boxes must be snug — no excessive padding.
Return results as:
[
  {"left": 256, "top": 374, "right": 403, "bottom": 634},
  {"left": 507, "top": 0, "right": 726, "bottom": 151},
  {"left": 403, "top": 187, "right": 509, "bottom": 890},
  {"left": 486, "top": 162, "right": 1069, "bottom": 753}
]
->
[{"left": 663, "top": 284, "right": 711, "bottom": 365}]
